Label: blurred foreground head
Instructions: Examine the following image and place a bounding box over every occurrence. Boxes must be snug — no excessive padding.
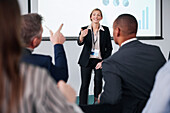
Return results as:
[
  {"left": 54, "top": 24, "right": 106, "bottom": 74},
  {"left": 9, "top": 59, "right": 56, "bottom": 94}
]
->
[{"left": 0, "top": 0, "right": 23, "bottom": 113}]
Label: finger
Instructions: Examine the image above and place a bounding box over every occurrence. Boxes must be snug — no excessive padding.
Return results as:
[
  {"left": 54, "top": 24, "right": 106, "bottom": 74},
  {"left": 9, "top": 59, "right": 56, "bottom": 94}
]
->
[
  {"left": 57, "top": 23, "right": 63, "bottom": 32},
  {"left": 96, "top": 63, "right": 101, "bottom": 69},
  {"left": 85, "top": 31, "right": 88, "bottom": 35},
  {"left": 95, "top": 65, "right": 99, "bottom": 69},
  {"left": 85, "top": 29, "right": 88, "bottom": 32},
  {"left": 58, "top": 80, "right": 65, "bottom": 84},
  {"left": 44, "top": 25, "right": 51, "bottom": 31},
  {"left": 85, "top": 29, "right": 88, "bottom": 34},
  {"left": 57, "top": 80, "right": 65, "bottom": 87},
  {"left": 49, "top": 30, "right": 53, "bottom": 36}
]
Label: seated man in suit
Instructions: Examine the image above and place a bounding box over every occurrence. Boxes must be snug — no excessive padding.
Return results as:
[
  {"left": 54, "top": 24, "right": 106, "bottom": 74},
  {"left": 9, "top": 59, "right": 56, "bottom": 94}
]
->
[
  {"left": 80, "top": 14, "right": 166, "bottom": 113},
  {"left": 99, "top": 14, "right": 166, "bottom": 113},
  {"left": 20, "top": 13, "right": 68, "bottom": 83}
]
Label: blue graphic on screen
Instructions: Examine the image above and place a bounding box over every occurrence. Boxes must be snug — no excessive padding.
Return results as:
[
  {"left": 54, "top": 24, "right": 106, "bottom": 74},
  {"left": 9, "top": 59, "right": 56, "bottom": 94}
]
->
[
  {"left": 138, "top": 7, "right": 149, "bottom": 30},
  {"left": 122, "top": 0, "right": 129, "bottom": 7},
  {"left": 38, "top": 0, "right": 158, "bottom": 37},
  {"left": 113, "top": 0, "right": 119, "bottom": 6},
  {"left": 103, "top": 0, "right": 109, "bottom": 6},
  {"left": 103, "top": 0, "right": 129, "bottom": 7}
]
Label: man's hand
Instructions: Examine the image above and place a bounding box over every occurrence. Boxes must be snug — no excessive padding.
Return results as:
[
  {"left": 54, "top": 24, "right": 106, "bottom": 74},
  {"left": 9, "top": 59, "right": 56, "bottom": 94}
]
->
[
  {"left": 98, "top": 93, "right": 101, "bottom": 104},
  {"left": 57, "top": 80, "right": 76, "bottom": 103},
  {"left": 49, "top": 24, "right": 66, "bottom": 45}
]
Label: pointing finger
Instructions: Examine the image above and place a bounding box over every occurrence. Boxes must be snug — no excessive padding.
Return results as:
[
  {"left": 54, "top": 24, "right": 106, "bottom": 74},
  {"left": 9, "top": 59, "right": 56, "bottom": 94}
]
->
[
  {"left": 49, "top": 30, "right": 53, "bottom": 36},
  {"left": 57, "top": 23, "right": 63, "bottom": 32}
]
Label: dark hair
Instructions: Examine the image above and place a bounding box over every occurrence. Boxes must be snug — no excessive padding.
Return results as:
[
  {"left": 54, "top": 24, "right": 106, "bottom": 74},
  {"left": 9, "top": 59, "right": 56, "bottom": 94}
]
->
[
  {"left": 0, "top": 0, "right": 23, "bottom": 113},
  {"left": 21, "top": 13, "right": 43, "bottom": 47},
  {"left": 114, "top": 14, "right": 138, "bottom": 35},
  {"left": 90, "top": 8, "right": 103, "bottom": 21}
]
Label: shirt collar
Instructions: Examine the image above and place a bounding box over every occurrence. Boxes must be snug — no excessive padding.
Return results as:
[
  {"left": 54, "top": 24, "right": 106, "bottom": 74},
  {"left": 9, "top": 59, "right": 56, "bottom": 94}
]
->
[
  {"left": 87, "top": 24, "right": 105, "bottom": 31},
  {"left": 121, "top": 38, "right": 137, "bottom": 47},
  {"left": 26, "top": 47, "right": 34, "bottom": 53}
]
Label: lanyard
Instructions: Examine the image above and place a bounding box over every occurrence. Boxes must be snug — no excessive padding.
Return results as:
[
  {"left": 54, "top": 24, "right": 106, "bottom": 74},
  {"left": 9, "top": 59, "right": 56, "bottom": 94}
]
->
[{"left": 91, "top": 30, "right": 98, "bottom": 50}]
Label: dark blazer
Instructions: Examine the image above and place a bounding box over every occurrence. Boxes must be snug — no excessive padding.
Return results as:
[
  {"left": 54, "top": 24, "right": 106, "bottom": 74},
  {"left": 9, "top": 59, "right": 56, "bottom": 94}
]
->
[
  {"left": 21, "top": 44, "right": 68, "bottom": 83},
  {"left": 100, "top": 40, "right": 166, "bottom": 113},
  {"left": 77, "top": 25, "right": 113, "bottom": 67}
]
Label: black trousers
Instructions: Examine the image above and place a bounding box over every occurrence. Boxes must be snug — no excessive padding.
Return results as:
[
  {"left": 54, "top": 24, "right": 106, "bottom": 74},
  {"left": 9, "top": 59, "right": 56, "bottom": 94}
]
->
[
  {"left": 79, "top": 58, "right": 103, "bottom": 105},
  {"left": 79, "top": 104, "right": 121, "bottom": 113}
]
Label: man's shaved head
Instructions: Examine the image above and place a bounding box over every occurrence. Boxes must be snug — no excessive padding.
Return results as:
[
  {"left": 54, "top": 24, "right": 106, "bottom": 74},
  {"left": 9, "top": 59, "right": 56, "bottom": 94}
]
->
[{"left": 114, "top": 14, "right": 138, "bottom": 36}]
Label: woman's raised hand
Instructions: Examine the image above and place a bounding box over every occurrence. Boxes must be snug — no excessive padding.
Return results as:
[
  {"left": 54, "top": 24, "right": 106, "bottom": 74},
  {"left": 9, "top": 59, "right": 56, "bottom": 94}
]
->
[{"left": 79, "top": 29, "right": 88, "bottom": 42}]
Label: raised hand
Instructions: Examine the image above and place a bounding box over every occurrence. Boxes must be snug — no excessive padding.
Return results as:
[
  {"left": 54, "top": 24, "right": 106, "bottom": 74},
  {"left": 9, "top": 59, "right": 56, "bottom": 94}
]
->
[
  {"left": 79, "top": 29, "right": 88, "bottom": 42},
  {"left": 80, "top": 29, "right": 88, "bottom": 37},
  {"left": 49, "top": 24, "right": 66, "bottom": 45}
]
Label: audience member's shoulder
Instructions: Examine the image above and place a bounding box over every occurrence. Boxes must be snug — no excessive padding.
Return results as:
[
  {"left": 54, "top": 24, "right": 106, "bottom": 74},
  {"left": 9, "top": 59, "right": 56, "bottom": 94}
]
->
[
  {"left": 20, "top": 62, "right": 48, "bottom": 72},
  {"left": 155, "top": 61, "right": 170, "bottom": 82},
  {"left": 20, "top": 63, "right": 57, "bottom": 95},
  {"left": 160, "top": 61, "right": 170, "bottom": 71},
  {"left": 141, "top": 41, "right": 160, "bottom": 49},
  {"left": 104, "top": 51, "right": 119, "bottom": 62},
  {"left": 20, "top": 62, "right": 51, "bottom": 78},
  {"left": 166, "top": 60, "right": 170, "bottom": 66},
  {"left": 21, "top": 54, "right": 52, "bottom": 63},
  {"left": 31, "top": 54, "right": 52, "bottom": 59}
]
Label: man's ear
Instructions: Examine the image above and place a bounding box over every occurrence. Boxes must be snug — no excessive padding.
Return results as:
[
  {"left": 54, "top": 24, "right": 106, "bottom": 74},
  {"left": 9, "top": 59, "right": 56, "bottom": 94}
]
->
[
  {"left": 32, "top": 37, "right": 40, "bottom": 48},
  {"left": 115, "top": 27, "right": 120, "bottom": 37}
]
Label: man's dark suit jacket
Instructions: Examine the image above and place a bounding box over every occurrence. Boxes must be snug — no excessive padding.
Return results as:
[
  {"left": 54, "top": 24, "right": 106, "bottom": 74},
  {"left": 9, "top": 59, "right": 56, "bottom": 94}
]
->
[
  {"left": 77, "top": 25, "right": 113, "bottom": 67},
  {"left": 21, "top": 44, "right": 68, "bottom": 83},
  {"left": 100, "top": 40, "right": 166, "bottom": 113}
]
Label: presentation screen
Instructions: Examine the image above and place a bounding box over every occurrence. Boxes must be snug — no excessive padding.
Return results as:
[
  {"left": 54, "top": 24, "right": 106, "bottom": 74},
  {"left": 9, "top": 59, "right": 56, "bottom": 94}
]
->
[{"left": 31, "top": 0, "right": 162, "bottom": 40}]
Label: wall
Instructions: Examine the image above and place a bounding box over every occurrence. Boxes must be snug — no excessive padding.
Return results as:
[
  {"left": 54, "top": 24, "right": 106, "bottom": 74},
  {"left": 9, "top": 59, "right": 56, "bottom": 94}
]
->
[
  {"left": 18, "top": 0, "right": 170, "bottom": 95},
  {"left": 18, "top": 0, "right": 28, "bottom": 14}
]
